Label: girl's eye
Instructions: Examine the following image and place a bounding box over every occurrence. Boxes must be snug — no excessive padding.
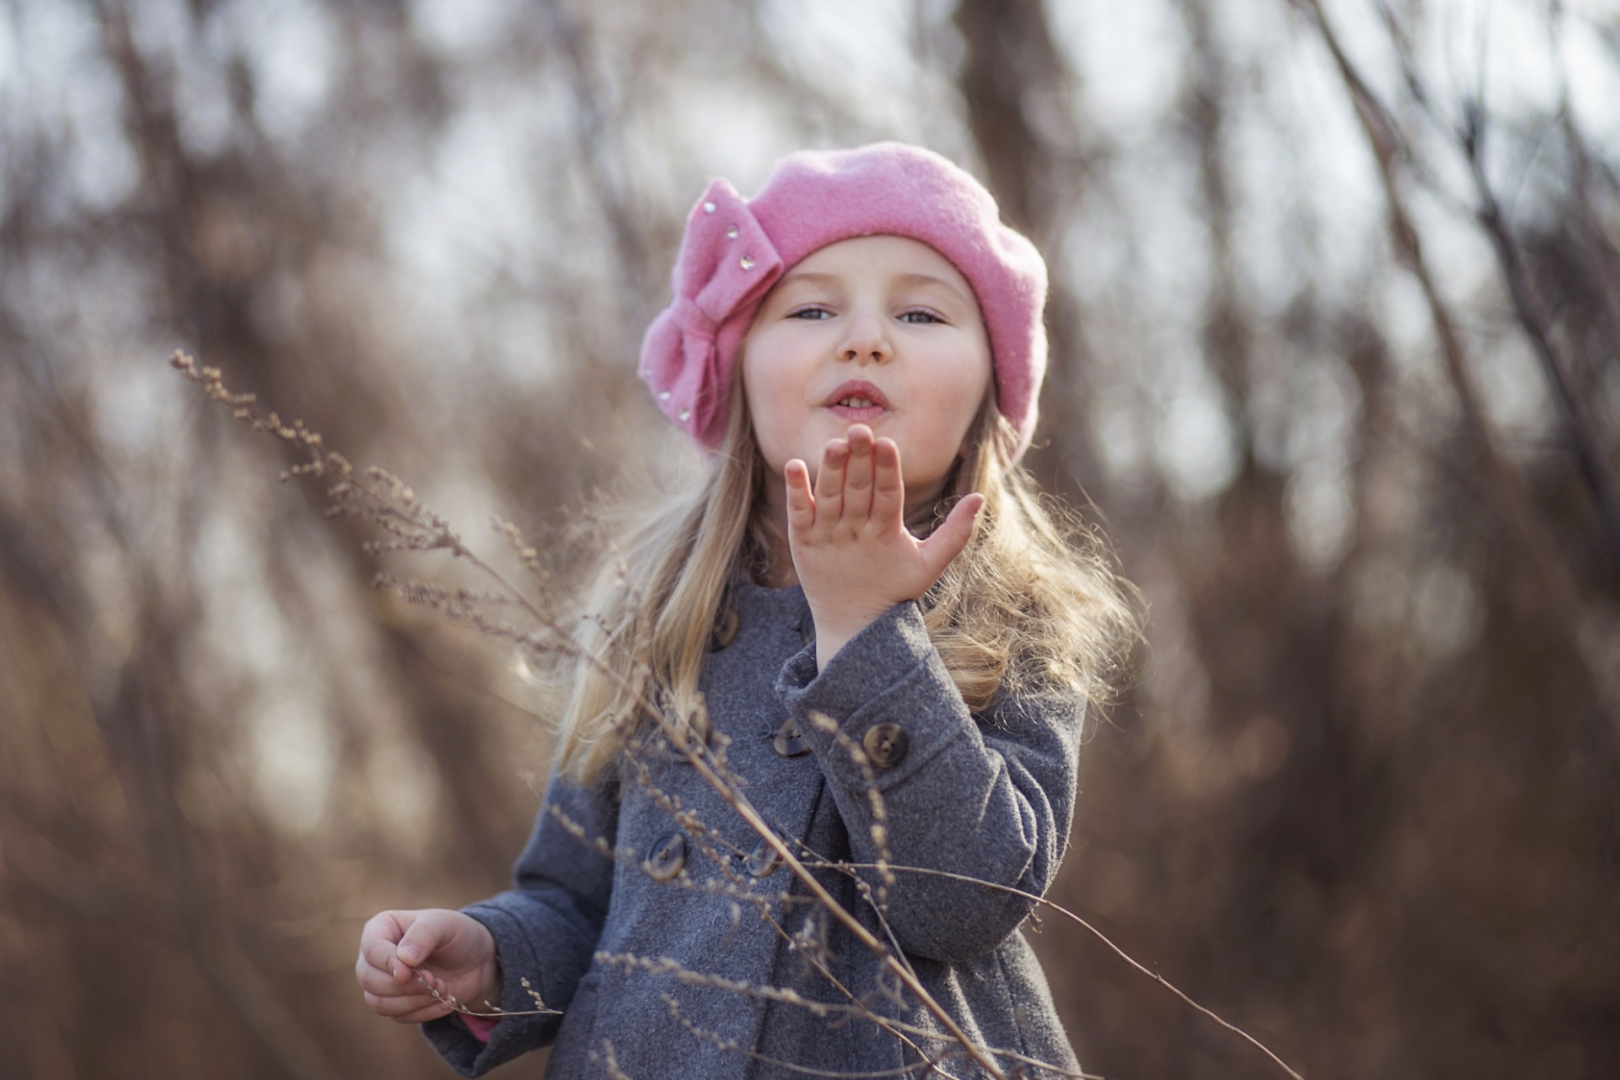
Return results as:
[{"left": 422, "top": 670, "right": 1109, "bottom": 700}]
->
[
  {"left": 899, "top": 309, "right": 944, "bottom": 325},
  {"left": 788, "top": 306, "right": 833, "bottom": 320}
]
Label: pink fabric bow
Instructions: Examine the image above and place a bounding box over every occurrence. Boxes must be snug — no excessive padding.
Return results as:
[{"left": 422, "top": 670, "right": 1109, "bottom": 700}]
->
[{"left": 638, "top": 179, "right": 784, "bottom": 448}]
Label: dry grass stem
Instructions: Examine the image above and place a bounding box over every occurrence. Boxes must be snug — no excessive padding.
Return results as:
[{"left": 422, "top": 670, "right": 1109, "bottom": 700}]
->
[
  {"left": 170, "top": 350, "right": 1303, "bottom": 1080},
  {"left": 815, "top": 860, "right": 1306, "bottom": 1080},
  {"left": 412, "top": 971, "right": 563, "bottom": 1020}
]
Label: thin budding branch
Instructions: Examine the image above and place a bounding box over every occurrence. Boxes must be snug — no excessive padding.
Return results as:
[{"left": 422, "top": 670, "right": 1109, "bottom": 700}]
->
[
  {"left": 810, "top": 860, "right": 1305, "bottom": 1080},
  {"left": 172, "top": 350, "right": 1303, "bottom": 1080},
  {"left": 413, "top": 971, "right": 563, "bottom": 1020},
  {"left": 1372, "top": 3, "right": 1620, "bottom": 574},
  {"left": 1287, "top": 2, "right": 1600, "bottom": 640},
  {"left": 549, "top": 797, "right": 954, "bottom": 1074}
]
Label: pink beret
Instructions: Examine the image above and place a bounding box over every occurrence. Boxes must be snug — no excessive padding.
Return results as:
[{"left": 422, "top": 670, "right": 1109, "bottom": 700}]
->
[{"left": 638, "top": 142, "right": 1049, "bottom": 461}]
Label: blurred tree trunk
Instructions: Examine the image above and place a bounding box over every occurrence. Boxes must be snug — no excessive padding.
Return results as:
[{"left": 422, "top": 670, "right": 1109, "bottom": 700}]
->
[
  {"left": 953, "top": 0, "right": 1104, "bottom": 500},
  {"left": 103, "top": 0, "right": 524, "bottom": 882}
]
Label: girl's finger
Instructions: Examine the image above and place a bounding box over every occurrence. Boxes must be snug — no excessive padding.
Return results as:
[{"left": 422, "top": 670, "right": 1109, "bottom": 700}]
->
[
  {"left": 359, "top": 911, "right": 408, "bottom": 972},
  {"left": 365, "top": 990, "right": 446, "bottom": 1018},
  {"left": 842, "top": 425, "right": 876, "bottom": 523},
  {"left": 392, "top": 951, "right": 421, "bottom": 984},
  {"left": 917, "top": 492, "right": 985, "bottom": 584},
  {"left": 813, "top": 438, "right": 850, "bottom": 527},
  {"left": 394, "top": 1001, "right": 458, "bottom": 1025},
  {"left": 870, "top": 437, "right": 905, "bottom": 527},
  {"left": 784, "top": 459, "right": 815, "bottom": 533},
  {"left": 395, "top": 912, "right": 448, "bottom": 971},
  {"left": 357, "top": 960, "right": 417, "bottom": 997}
]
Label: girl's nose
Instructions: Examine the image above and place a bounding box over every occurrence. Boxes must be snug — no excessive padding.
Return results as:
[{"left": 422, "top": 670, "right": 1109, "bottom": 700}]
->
[{"left": 837, "top": 312, "right": 891, "bottom": 366}]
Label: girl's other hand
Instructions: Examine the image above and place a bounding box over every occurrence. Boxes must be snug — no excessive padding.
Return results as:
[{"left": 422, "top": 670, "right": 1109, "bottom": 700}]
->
[
  {"left": 785, "top": 423, "right": 983, "bottom": 669},
  {"left": 356, "top": 908, "right": 501, "bottom": 1025}
]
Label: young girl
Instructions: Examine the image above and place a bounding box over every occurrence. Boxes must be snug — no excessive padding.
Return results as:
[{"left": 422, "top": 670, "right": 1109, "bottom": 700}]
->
[{"left": 356, "top": 143, "right": 1137, "bottom": 1078}]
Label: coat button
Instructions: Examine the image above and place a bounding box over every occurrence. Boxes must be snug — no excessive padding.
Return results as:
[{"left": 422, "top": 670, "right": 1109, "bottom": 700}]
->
[
  {"left": 773, "top": 718, "right": 810, "bottom": 757},
  {"left": 643, "top": 833, "right": 686, "bottom": 882},
  {"left": 862, "top": 723, "right": 908, "bottom": 768},
  {"left": 667, "top": 709, "right": 710, "bottom": 764},
  {"left": 711, "top": 607, "right": 739, "bottom": 650},
  {"left": 744, "top": 837, "right": 781, "bottom": 877}
]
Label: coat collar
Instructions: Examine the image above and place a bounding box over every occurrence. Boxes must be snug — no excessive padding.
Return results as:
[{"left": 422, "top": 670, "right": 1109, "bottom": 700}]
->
[{"left": 728, "top": 575, "right": 812, "bottom": 636}]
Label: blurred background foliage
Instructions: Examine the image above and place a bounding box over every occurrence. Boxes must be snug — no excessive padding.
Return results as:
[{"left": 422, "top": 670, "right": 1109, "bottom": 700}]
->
[{"left": 2, "top": 0, "right": 1619, "bottom": 1076}]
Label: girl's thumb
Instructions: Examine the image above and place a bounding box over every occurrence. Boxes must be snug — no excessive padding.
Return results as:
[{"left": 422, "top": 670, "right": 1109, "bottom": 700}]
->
[
  {"left": 397, "top": 921, "right": 439, "bottom": 966},
  {"left": 921, "top": 492, "right": 984, "bottom": 578}
]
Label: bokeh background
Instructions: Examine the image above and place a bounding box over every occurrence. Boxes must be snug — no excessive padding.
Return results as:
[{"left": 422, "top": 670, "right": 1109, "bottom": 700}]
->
[{"left": 3, "top": 0, "right": 1620, "bottom": 1077}]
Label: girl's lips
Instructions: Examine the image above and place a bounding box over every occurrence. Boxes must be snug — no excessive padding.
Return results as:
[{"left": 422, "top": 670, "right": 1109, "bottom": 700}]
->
[
  {"left": 823, "top": 380, "right": 890, "bottom": 421},
  {"left": 827, "top": 402, "right": 887, "bottom": 421}
]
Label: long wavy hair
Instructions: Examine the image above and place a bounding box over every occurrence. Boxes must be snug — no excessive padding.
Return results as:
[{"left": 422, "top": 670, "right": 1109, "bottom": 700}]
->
[{"left": 546, "top": 370, "right": 1142, "bottom": 784}]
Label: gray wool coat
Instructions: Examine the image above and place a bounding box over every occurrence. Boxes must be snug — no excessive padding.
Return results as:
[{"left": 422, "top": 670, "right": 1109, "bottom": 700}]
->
[{"left": 423, "top": 580, "right": 1085, "bottom": 1079}]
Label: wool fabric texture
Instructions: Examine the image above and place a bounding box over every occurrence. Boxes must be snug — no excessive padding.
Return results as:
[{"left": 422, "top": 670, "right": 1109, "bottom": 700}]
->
[
  {"left": 639, "top": 143, "right": 1050, "bottom": 460},
  {"left": 422, "top": 583, "right": 1086, "bottom": 1078}
]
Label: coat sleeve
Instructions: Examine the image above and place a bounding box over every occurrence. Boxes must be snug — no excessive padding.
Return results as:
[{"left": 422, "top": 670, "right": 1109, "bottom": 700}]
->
[
  {"left": 422, "top": 769, "right": 619, "bottom": 1077},
  {"left": 776, "top": 600, "right": 1082, "bottom": 962}
]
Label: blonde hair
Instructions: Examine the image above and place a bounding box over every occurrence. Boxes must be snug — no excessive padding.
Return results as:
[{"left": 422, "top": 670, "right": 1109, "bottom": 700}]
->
[{"left": 548, "top": 381, "right": 1141, "bottom": 784}]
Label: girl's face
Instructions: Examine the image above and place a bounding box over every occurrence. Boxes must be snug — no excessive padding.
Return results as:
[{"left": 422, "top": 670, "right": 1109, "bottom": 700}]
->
[{"left": 742, "top": 235, "right": 992, "bottom": 513}]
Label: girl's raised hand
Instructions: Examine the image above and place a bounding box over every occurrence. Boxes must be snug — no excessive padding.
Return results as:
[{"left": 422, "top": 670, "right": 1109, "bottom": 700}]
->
[
  {"left": 356, "top": 908, "right": 501, "bottom": 1024},
  {"left": 785, "top": 424, "right": 984, "bottom": 669}
]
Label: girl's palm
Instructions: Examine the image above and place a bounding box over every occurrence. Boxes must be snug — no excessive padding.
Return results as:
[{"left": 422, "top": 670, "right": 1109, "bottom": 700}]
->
[{"left": 785, "top": 424, "right": 982, "bottom": 667}]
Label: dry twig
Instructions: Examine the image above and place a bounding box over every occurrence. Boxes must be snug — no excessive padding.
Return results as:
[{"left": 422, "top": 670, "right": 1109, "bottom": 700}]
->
[{"left": 171, "top": 349, "right": 1307, "bottom": 1080}]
